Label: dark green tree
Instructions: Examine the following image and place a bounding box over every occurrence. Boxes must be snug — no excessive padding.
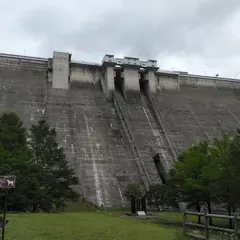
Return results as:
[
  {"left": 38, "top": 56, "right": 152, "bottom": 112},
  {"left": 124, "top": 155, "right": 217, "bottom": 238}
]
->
[
  {"left": 124, "top": 183, "right": 142, "bottom": 200},
  {"left": 0, "top": 112, "right": 28, "bottom": 155},
  {"left": 146, "top": 184, "right": 167, "bottom": 211},
  {"left": 167, "top": 141, "right": 219, "bottom": 224},
  {"left": 0, "top": 112, "right": 40, "bottom": 211},
  {"left": 210, "top": 133, "right": 240, "bottom": 228},
  {"left": 29, "top": 120, "right": 79, "bottom": 212},
  {"left": 124, "top": 183, "right": 143, "bottom": 214}
]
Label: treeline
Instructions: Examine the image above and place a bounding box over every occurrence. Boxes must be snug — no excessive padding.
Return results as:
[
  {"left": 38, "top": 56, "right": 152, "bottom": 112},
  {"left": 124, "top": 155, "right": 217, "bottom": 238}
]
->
[
  {"left": 0, "top": 112, "right": 79, "bottom": 212},
  {"left": 127, "top": 130, "right": 240, "bottom": 227}
]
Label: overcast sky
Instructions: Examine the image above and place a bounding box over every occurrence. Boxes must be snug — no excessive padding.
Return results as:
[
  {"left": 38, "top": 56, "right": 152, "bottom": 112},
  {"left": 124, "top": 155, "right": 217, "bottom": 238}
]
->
[{"left": 1, "top": 0, "right": 240, "bottom": 78}]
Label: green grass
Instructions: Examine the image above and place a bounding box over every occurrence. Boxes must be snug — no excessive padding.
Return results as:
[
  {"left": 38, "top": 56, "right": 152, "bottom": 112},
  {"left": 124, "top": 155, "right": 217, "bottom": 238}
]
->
[
  {"left": 65, "top": 200, "right": 98, "bottom": 212},
  {"left": 4, "top": 211, "right": 186, "bottom": 240}
]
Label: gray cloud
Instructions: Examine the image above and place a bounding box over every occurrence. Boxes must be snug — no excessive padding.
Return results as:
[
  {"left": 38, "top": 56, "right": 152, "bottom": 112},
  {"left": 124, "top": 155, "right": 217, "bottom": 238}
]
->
[{"left": 1, "top": 0, "right": 240, "bottom": 77}]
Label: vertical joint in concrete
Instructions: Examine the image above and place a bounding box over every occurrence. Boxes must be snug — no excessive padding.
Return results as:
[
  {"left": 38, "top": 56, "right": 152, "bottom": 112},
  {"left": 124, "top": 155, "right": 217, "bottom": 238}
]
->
[
  {"left": 52, "top": 51, "right": 71, "bottom": 89},
  {"left": 47, "top": 58, "right": 53, "bottom": 84}
]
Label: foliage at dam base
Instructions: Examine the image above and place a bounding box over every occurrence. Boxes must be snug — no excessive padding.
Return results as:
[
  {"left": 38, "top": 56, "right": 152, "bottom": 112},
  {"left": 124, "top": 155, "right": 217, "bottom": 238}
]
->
[
  {"left": 0, "top": 112, "right": 79, "bottom": 212},
  {"left": 145, "top": 130, "right": 240, "bottom": 228}
]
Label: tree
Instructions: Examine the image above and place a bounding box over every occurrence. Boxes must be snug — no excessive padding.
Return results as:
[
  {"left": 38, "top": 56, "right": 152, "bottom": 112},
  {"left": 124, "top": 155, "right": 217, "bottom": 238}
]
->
[
  {"left": 146, "top": 184, "right": 167, "bottom": 211},
  {"left": 124, "top": 183, "right": 142, "bottom": 200},
  {"left": 167, "top": 141, "right": 219, "bottom": 224},
  {"left": 0, "top": 112, "right": 28, "bottom": 155},
  {"left": 0, "top": 114, "right": 79, "bottom": 212},
  {"left": 29, "top": 120, "right": 79, "bottom": 212},
  {"left": 210, "top": 133, "right": 240, "bottom": 228},
  {"left": 124, "top": 183, "right": 143, "bottom": 214},
  {"left": 0, "top": 112, "right": 39, "bottom": 211}
]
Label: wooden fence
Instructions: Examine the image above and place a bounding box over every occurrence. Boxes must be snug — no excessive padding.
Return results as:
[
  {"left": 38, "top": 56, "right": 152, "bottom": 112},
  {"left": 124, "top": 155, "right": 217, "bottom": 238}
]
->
[{"left": 183, "top": 210, "right": 240, "bottom": 239}]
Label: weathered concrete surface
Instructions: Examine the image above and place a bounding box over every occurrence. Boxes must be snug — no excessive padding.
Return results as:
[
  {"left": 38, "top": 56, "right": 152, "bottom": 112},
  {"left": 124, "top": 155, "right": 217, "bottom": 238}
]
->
[
  {"left": 147, "top": 70, "right": 157, "bottom": 94},
  {"left": 0, "top": 53, "right": 144, "bottom": 207},
  {"left": 42, "top": 81, "right": 145, "bottom": 207},
  {"left": 0, "top": 55, "right": 47, "bottom": 126},
  {"left": 52, "top": 52, "right": 70, "bottom": 89},
  {"left": 3, "top": 51, "right": 240, "bottom": 208},
  {"left": 70, "top": 62, "right": 101, "bottom": 84},
  {"left": 69, "top": 83, "right": 143, "bottom": 207},
  {"left": 123, "top": 68, "right": 140, "bottom": 92},
  {"left": 156, "top": 84, "right": 240, "bottom": 154}
]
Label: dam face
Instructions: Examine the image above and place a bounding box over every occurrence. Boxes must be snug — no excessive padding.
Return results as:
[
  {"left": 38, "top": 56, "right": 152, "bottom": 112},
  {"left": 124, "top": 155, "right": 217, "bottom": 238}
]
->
[{"left": 1, "top": 51, "right": 240, "bottom": 207}]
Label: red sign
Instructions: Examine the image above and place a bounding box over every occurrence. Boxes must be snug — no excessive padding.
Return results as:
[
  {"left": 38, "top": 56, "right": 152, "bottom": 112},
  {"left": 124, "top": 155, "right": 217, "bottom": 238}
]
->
[{"left": 0, "top": 176, "right": 16, "bottom": 189}]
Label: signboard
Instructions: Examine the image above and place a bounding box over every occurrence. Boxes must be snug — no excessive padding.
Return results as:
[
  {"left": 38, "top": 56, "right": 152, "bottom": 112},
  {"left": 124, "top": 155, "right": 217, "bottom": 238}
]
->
[
  {"left": 0, "top": 176, "right": 16, "bottom": 189},
  {"left": 137, "top": 211, "right": 146, "bottom": 216}
]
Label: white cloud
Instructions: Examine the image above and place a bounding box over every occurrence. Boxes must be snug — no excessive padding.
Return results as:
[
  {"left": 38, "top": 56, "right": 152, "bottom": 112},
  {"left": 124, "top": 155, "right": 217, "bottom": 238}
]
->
[{"left": 0, "top": 0, "right": 240, "bottom": 78}]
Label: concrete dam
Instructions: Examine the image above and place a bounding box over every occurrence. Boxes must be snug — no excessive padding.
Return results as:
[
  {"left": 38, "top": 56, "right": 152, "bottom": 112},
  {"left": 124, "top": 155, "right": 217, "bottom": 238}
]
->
[{"left": 1, "top": 51, "right": 240, "bottom": 207}]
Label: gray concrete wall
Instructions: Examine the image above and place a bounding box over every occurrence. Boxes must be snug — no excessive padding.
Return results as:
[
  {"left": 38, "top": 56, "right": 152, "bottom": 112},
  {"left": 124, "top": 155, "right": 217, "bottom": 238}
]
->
[
  {"left": 52, "top": 52, "right": 70, "bottom": 89},
  {"left": 0, "top": 54, "right": 47, "bottom": 127},
  {"left": 178, "top": 74, "right": 240, "bottom": 89},
  {"left": 0, "top": 53, "right": 143, "bottom": 207},
  {"left": 0, "top": 53, "right": 47, "bottom": 70},
  {"left": 45, "top": 82, "right": 143, "bottom": 207},
  {"left": 157, "top": 73, "right": 179, "bottom": 90},
  {"left": 147, "top": 70, "right": 157, "bottom": 94},
  {"left": 156, "top": 75, "right": 240, "bottom": 153},
  {"left": 121, "top": 67, "right": 142, "bottom": 105},
  {"left": 115, "top": 91, "right": 173, "bottom": 185},
  {"left": 157, "top": 72, "right": 240, "bottom": 90},
  {"left": 101, "top": 66, "right": 115, "bottom": 98},
  {"left": 3, "top": 51, "right": 240, "bottom": 207},
  {"left": 70, "top": 63, "right": 101, "bottom": 84},
  {"left": 123, "top": 68, "right": 140, "bottom": 92}
]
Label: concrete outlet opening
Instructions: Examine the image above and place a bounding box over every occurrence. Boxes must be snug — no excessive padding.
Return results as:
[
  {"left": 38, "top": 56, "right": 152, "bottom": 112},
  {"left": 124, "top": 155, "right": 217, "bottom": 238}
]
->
[
  {"left": 114, "top": 66, "right": 124, "bottom": 96},
  {"left": 153, "top": 153, "right": 167, "bottom": 184},
  {"left": 139, "top": 71, "right": 149, "bottom": 97}
]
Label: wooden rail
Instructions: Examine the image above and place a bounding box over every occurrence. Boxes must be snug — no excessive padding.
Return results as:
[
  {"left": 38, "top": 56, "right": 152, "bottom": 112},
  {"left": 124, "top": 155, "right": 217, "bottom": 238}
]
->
[{"left": 183, "top": 210, "right": 240, "bottom": 239}]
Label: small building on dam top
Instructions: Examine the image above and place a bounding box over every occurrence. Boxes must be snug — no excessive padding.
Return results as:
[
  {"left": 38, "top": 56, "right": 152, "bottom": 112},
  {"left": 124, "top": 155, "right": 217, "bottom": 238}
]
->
[{"left": 0, "top": 51, "right": 240, "bottom": 207}]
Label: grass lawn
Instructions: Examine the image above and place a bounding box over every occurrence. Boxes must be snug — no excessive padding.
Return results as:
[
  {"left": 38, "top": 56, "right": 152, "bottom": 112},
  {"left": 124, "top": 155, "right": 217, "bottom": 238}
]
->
[{"left": 4, "top": 211, "right": 186, "bottom": 240}]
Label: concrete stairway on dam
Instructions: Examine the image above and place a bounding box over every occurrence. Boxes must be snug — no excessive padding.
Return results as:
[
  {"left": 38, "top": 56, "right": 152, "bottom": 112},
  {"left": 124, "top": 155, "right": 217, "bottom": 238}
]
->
[
  {"left": 155, "top": 87, "right": 240, "bottom": 153},
  {"left": 46, "top": 83, "right": 143, "bottom": 207},
  {"left": 114, "top": 92, "right": 150, "bottom": 191},
  {"left": 114, "top": 90, "right": 173, "bottom": 185},
  {"left": 141, "top": 94, "right": 175, "bottom": 171},
  {"left": 149, "top": 95, "right": 178, "bottom": 162}
]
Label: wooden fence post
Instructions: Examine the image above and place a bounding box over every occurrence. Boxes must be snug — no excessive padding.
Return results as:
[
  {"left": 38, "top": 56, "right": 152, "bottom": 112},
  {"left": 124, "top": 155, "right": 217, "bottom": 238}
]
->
[
  {"left": 204, "top": 209, "right": 209, "bottom": 239},
  {"left": 234, "top": 212, "right": 239, "bottom": 240},
  {"left": 183, "top": 210, "right": 187, "bottom": 235}
]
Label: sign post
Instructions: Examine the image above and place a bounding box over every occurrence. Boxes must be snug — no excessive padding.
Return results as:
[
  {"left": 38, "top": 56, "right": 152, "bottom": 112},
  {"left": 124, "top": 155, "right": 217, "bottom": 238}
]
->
[{"left": 0, "top": 176, "right": 16, "bottom": 240}]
